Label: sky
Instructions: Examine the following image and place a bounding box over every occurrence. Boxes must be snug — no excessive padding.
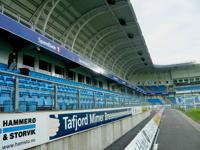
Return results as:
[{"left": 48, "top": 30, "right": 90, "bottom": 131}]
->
[{"left": 131, "top": 0, "right": 200, "bottom": 65}]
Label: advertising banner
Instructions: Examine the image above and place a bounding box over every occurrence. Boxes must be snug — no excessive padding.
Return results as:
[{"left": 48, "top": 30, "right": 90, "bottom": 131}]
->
[
  {"left": 125, "top": 108, "right": 164, "bottom": 150},
  {"left": 0, "top": 108, "right": 132, "bottom": 150}
]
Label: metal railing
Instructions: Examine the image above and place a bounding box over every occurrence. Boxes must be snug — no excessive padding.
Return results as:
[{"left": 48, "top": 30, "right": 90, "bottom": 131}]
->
[{"left": 0, "top": 70, "right": 141, "bottom": 112}]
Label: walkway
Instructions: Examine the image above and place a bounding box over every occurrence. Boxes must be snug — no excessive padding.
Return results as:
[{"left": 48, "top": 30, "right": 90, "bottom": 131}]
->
[{"left": 157, "top": 109, "right": 200, "bottom": 150}]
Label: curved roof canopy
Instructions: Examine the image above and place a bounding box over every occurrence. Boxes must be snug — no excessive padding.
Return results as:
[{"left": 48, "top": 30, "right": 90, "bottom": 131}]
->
[{"left": 0, "top": 0, "right": 153, "bottom": 81}]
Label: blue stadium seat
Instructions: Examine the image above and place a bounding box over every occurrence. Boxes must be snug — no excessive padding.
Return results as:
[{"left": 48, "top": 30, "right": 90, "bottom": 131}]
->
[
  {"left": 19, "top": 101, "right": 27, "bottom": 112},
  {"left": 3, "top": 100, "right": 14, "bottom": 112},
  {"left": 28, "top": 101, "right": 37, "bottom": 112},
  {"left": 147, "top": 98, "right": 163, "bottom": 105},
  {"left": 44, "top": 96, "right": 53, "bottom": 109}
]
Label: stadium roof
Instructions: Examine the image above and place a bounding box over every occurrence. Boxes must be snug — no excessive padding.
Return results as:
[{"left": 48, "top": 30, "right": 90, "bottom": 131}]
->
[{"left": 0, "top": 0, "right": 153, "bottom": 81}]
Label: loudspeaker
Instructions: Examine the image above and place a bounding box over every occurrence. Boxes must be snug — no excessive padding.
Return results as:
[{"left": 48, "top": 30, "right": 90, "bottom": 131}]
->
[{"left": 20, "top": 68, "right": 29, "bottom": 76}]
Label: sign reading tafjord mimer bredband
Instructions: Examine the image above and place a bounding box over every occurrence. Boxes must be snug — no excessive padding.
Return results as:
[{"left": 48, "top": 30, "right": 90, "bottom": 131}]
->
[{"left": 0, "top": 108, "right": 132, "bottom": 150}]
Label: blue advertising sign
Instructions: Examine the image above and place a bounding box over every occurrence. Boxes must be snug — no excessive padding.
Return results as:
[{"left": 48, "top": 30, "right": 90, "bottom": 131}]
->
[{"left": 49, "top": 108, "right": 132, "bottom": 140}]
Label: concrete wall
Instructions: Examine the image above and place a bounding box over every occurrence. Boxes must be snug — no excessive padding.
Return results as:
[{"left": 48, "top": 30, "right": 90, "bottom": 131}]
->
[{"left": 28, "top": 111, "right": 150, "bottom": 150}]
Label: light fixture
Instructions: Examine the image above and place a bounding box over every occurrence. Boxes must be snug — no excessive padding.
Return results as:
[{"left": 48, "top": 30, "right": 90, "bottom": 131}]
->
[
  {"left": 128, "top": 33, "right": 134, "bottom": 39},
  {"left": 107, "top": 0, "right": 115, "bottom": 5},
  {"left": 119, "top": 18, "right": 126, "bottom": 26},
  {"left": 141, "top": 57, "right": 145, "bottom": 62},
  {"left": 137, "top": 51, "right": 142, "bottom": 56},
  {"left": 36, "top": 47, "right": 40, "bottom": 51}
]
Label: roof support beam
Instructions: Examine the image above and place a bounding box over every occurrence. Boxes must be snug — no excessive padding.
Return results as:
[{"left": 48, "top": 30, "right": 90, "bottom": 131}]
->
[
  {"left": 89, "top": 30, "right": 120, "bottom": 59},
  {"left": 92, "top": 38, "right": 126, "bottom": 64},
  {"left": 32, "top": 0, "right": 51, "bottom": 29},
  {"left": 126, "top": 67, "right": 145, "bottom": 81},
  {"left": 101, "top": 39, "right": 131, "bottom": 66},
  {"left": 83, "top": 21, "right": 135, "bottom": 57},
  {"left": 95, "top": 45, "right": 132, "bottom": 68},
  {"left": 43, "top": 0, "right": 61, "bottom": 32},
  {"left": 89, "top": 22, "right": 135, "bottom": 59},
  {"left": 115, "top": 52, "right": 149, "bottom": 72},
  {"left": 62, "top": 6, "right": 107, "bottom": 47},
  {"left": 123, "top": 63, "right": 142, "bottom": 79},
  {"left": 104, "top": 42, "right": 145, "bottom": 69},
  {"left": 102, "top": 42, "right": 134, "bottom": 66},
  {"left": 111, "top": 46, "right": 145, "bottom": 71},
  {"left": 112, "top": 50, "right": 136, "bottom": 71},
  {"left": 82, "top": 24, "right": 119, "bottom": 56},
  {"left": 29, "top": 0, "right": 49, "bottom": 24},
  {"left": 62, "top": 1, "right": 128, "bottom": 49},
  {"left": 71, "top": 3, "right": 128, "bottom": 52},
  {"left": 117, "top": 57, "right": 145, "bottom": 77},
  {"left": 90, "top": 31, "right": 124, "bottom": 59}
]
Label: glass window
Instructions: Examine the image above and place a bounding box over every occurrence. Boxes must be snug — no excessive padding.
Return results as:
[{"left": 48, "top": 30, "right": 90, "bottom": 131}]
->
[
  {"left": 67, "top": 70, "right": 75, "bottom": 80},
  {"left": 55, "top": 65, "right": 64, "bottom": 75},
  {"left": 99, "top": 81, "right": 103, "bottom": 88},
  {"left": 23, "top": 54, "right": 35, "bottom": 67},
  {"left": 86, "top": 76, "right": 91, "bottom": 85},
  {"left": 78, "top": 73, "right": 84, "bottom": 83},
  {"left": 93, "top": 79, "right": 98, "bottom": 86},
  {"left": 39, "top": 60, "right": 51, "bottom": 72}
]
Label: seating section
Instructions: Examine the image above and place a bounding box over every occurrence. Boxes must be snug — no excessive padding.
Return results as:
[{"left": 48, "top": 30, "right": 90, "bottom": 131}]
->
[
  {"left": 195, "top": 96, "right": 200, "bottom": 103},
  {"left": 174, "top": 96, "right": 200, "bottom": 105},
  {"left": 175, "top": 85, "right": 200, "bottom": 92},
  {"left": 167, "top": 97, "right": 177, "bottom": 104},
  {"left": 147, "top": 98, "right": 163, "bottom": 105},
  {"left": 0, "top": 63, "right": 136, "bottom": 112},
  {"left": 139, "top": 85, "right": 167, "bottom": 94},
  {"left": 0, "top": 63, "right": 20, "bottom": 74}
]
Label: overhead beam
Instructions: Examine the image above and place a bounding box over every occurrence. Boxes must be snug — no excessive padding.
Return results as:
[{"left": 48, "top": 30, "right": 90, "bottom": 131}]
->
[
  {"left": 43, "top": 0, "right": 61, "bottom": 32},
  {"left": 102, "top": 41, "right": 141, "bottom": 67},
  {"left": 118, "top": 57, "right": 146, "bottom": 77},
  {"left": 111, "top": 46, "right": 146, "bottom": 71},
  {"left": 89, "top": 23, "right": 135, "bottom": 59},
  {"left": 32, "top": 0, "right": 50, "bottom": 29},
  {"left": 29, "top": 0, "right": 49, "bottom": 24},
  {"left": 82, "top": 24, "right": 120, "bottom": 56},
  {"left": 83, "top": 21, "right": 135, "bottom": 57},
  {"left": 112, "top": 50, "right": 137, "bottom": 71},
  {"left": 90, "top": 31, "right": 124, "bottom": 59},
  {"left": 62, "top": 1, "right": 128, "bottom": 49},
  {"left": 122, "top": 62, "right": 144, "bottom": 79},
  {"left": 101, "top": 39, "right": 131, "bottom": 66}
]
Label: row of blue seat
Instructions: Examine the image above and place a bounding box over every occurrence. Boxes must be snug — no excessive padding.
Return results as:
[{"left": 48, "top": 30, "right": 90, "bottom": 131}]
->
[
  {"left": 147, "top": 98, "right": 163, "bottom": 105},
  {"left": 139, "top": 85, "right": 167, "bottom": 94},
  {"left": 0, "top": 63, "right": 136, "bottom": 112},
  {"left": 175, "top": 85, "right": 200, "bottom": 91}
]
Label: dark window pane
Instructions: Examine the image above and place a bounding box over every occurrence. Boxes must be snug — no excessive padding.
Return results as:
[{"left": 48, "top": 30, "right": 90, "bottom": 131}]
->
[
  {"left": 86, "top": 76, "right": 91, "bottom": 85},
  {"left": 39, "top": 60, "right": 51, "bottom": 72},
  {"left": 23, "top": 54, "right": 34, "bottom": 67},
  {"left": 78, "top": 74, "right": 84, "bottom": 83},
  {"left": 67, "top": 70, "right": 75, "bottom": 80},
  {"left": 55, "top": 65, "right": 64, "bottom": 75}
]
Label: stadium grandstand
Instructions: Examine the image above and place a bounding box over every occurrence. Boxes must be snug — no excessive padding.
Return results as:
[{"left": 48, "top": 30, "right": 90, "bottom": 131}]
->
[{"left": 0, "top": 0, "right": 199, "bottom": 150}]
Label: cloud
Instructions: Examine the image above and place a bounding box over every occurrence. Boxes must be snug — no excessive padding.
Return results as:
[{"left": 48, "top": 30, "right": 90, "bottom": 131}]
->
[{"left": 131, "top": 0, "right": 200, "bottom": 65}]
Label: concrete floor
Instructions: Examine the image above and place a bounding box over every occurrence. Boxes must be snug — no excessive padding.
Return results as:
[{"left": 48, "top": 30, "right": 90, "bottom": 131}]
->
[{"left": 157, "top": 109, "right": 200, "bottom": 150}]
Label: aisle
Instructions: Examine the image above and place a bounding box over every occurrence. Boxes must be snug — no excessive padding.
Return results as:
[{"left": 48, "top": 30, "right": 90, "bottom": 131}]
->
[{"left": 157, "top": 109, "right": 200, "bottom": 150}]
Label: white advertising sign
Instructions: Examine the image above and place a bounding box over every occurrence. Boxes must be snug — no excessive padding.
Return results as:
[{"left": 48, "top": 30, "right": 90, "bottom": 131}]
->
[
  {"left": 0, "top": 107, "right": 132, "bottom": 150},
  {"left": 125, "top": 108, "right": 164, "bottom": 150}
]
